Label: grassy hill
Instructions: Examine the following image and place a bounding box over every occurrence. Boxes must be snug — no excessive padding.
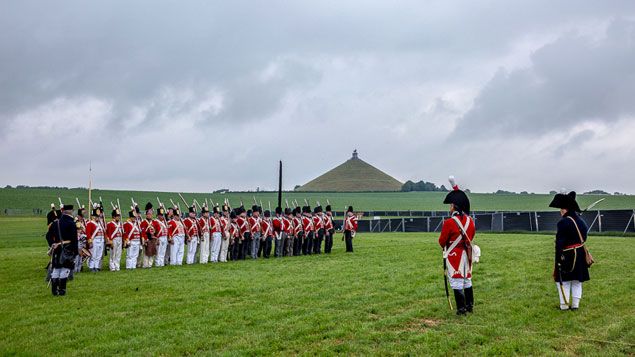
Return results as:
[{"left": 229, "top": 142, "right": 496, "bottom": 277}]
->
[
  {"left": 0, "top": 217, "right": 633, "bottom": 355},
  {"left": 1, "top": 188, "right": 634, "bottom": 216},
  {"left": 297, "top": 152, "right": 402, "bottom": 192}
]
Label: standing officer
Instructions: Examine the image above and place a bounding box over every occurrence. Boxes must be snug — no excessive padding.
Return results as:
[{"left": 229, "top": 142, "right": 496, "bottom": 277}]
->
[
  {"left": 549, "top": 191, "right": 591, "bottom": 310},
  {"left": 46, "top": 204, "right": 78, "bottom": 296},
  {"left": 344, "top": 206, "right": 358, "bottom": 253},
  {"left": 438, "top": 178, "right": 475, "bottom": 315},
  {"left": 106, "top": 208, "right": 123, "bottom": 271}
]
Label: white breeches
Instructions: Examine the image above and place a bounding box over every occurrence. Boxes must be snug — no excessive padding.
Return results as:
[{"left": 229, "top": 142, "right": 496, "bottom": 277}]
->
[
  {"left": 170, "top": 235, "right": 185, "bottom": 265},
  {"left": 210, "top": 232, "right": 222, "bottom": 262},
  {"left": 199, "top": 232, "right": 210, "bottom": 263},
  {"left": 156, "top": 236, "right": 168, "bottom": 267},
  {"left": 51, "top": 268, "right": 71, "bottom": 279},
  {"left": 89, "top": 237, "right": 104, "bottom": 270},
  {"left": 126, "top": 240, "right": 141, "bottom": 269},
  {"left": 556, "top": 280, "right": 583, "bottom": 309},
  {"left": 449, "top": 277, "right": 472, "bottom": 290},
  {"left": 109, "top": 237, "right": 122, "bottom": 271},
  {"left": 143, "top": 253, "right": 154, "bottom": 268},
  {"left": 186, "top": 237, "right": 198, "bottom": 264},
  {"left": 219, "top": 235, "right": 229, "bottom": 262}
]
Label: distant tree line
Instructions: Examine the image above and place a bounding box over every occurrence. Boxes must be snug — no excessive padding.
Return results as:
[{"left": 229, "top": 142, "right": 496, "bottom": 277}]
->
[{"left": 401, "top": 180, "right": 449, "bottom": 192}]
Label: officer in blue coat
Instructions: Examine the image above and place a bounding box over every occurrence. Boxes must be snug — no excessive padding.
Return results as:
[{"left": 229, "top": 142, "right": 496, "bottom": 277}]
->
[
  {"left": 46, "top": 204, "right": 79, "bottom": 296},
  {"left": 549, "top": 191, "right": 590, "bottom": 310}
]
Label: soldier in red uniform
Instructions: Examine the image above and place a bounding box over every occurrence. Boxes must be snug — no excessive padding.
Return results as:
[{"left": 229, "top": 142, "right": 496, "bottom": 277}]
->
[
  {"left": 106, "top": 209, "right": 123, "bottom": 271},
  {"left": 140, "top": 202, "right": 157, "bottom": 268},
  {"left": 74, "top": 206, "right": 88, "bottom": 273},
  {"left": 236, "top": 206, "right": 250, "bottom": 260},
  {"left": 218, "top": 205, "right": 230, "bottom": 262},
  {"left": 248, "top": 205, "right": 262, "bottom": 259},
  {"left": 344, "top": 206, "right": 358, "bottom": 253},
  {"left": 152, "top": 206, "right": 169, "bottom": 267},
  {"left": 283, "top": 208, "right": 294, "bottom": 257},
  {"left": 324, "top": 205, "right": 335, "bottom": 254},
  {"left": 168, "top": 207, "right": 186, "bottom": 265},
  {"left": 301, "top": 206, "right": 314, "bottom": 255},
  {"left": 123, "top": 209, "right": 142, "bottom": 270},
  {"left": 86, "top": 206, "right": 106, "bottom": 272},
  {"left": 312, "top": 205, "right": 325, "bottom": 254},
  {"left": 438, "top": 178, "right": 475, "bottom": 315},
  {"left": 261, "top": 210, "right": 274, "bottom": 258},
  {"left": 183, "top": 206, "right": 200, "bottom": 264},
  {"left": 197, "top": 206, "right": 211, "bottom": 264},
  {"left": 292, "top": 207, "right": 303, "bottom": 256},
  {"left": 229, "top": 210, "right": 241, "bottom": 261},
  {"left": 272, "top": 207, "right": 284, "bottom": 257}
]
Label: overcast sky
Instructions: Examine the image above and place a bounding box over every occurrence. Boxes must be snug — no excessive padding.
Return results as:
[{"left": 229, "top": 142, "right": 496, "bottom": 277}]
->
[{"left": 1, "top": 1, "right": 634, "bottom": 193}]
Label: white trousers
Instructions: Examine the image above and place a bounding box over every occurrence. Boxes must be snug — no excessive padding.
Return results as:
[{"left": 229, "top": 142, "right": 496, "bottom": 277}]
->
[
  {"left": 109, "top": 237, "right": 122, "bottom": 271},
  {"left": 89, "top": 237, "right": 104, "bottom": 270},
  {"left": 186, "top": 237, "right": 198, "bottom": 264},
  {"left": 143, "top": 254, "right": 154, "bottom": 268},
  {"left": 126, "top": 240, "right": 141, "bottom": 269},
  {"left": 51, "top": 267, "right": 71, "bottom": 279},
  {"left": 199, "top": 232, "right": 210, "bottom": 264},
  {"left": 170, "top": 235, "right": 185, "bottom": 265},
  {"left": 219, "top": 236, "right": 229, "bottom": 262},
  {"left": 210, "top": 232, "right": 222, "bottom": 262},
  {"left": 556, "top": 280, "right": 583, "bottom": 309},
  {"left": 156, "top": 236, "right": 168, "bottom": 267},
  {"left": 449, "top": 277, "right": 472, "bottom": 290}
]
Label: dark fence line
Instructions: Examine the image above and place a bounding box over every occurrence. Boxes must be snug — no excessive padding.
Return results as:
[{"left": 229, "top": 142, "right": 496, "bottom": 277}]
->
[{"left": 334, "top": 209, "right": 635, "bottom": 234}]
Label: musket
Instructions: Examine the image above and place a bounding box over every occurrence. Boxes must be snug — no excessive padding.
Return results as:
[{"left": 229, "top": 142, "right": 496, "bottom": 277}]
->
[
  {"left": 157, "top": 197, "right": 163, "bottom": 208},
  {"left": 75, "top": 198, "right": 81, "bottom": 210},
  {"left": 583, "top": 198, "right": 605, "bottom": 212},
  {"left": 178, "top": 193, "right": 190, "bottom": 207},
  {"left": 117, "top": 199, "right": 121, "bottom": 213},
  {"left": 326, "top": 199, "right": 331, "bottom": 206},
  {"left": 260, "top": 200, "right": 263, "bottom": 209},
  {"left": 442, "top": 256, "right": 453, "bottom": 310},
  {"left": 170, "top": 199, "right": 177, "bottom": 208},
  {"left": 193, "top": 199, "right": 202, "bottom": 209},
  {"left": 205, "top": 198, "right": 209, "bottom": 209},
  {"left": 253, "top": 196, "right": 258, "bottom": 205},
  {"left": 58, "top": 197, "right": 63, "bottom": 208},
  {"left": 268, "top": 201, "right": 271, "bottom": 211},
  {"left": 304, "top": 198, "right": 309, "bottom": 206},
  {"left": 285, "top": 199, "right": 289, "bottom": 208},
  {"left": 557, "top": 263, "right": 569, "bottom": 307},
  {"left": 110, "top": 202, "right": 116, "bottom": 210}
]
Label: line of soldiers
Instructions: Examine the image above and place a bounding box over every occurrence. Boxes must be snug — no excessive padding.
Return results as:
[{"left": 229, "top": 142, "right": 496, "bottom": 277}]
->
[{"left": 46, "top": 200, "right": 359, "bottom": 289}]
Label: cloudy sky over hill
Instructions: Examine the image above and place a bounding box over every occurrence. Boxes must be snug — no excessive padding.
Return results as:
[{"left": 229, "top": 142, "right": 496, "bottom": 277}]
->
[{"left": 1, "top": 1, "right": 634, "bottom": 193}]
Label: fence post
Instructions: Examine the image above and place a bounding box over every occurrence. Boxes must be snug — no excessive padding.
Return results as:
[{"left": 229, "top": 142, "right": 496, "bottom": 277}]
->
[
  {"left": 598, "top": 211, "right": 602, "bottom": 233},
  {"left": 402, "top": 218, "right": 405, "bottom": 232},
  {"left": 535, "top": 212, "right": 540, "bottom": 232},
  {"left": 623, "top": 210, "right": 634, "bottom": 236}
]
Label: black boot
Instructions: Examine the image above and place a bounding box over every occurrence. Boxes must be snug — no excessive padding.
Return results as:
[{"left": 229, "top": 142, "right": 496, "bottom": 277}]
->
[
  {"left": 465, "top": 287, "right": 474, "bottom": 313},
  {"left": 58, "top": 278, "right": 67, "bottom": 296},
  {"left": 51, "top": 278, "right": 59, "bottom": 296},
  {"left": 453, "top": 289, "right": 466, "bottom": 315}
]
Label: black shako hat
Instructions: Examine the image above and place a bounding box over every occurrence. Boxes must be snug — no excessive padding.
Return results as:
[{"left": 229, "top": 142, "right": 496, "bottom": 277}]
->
[
  {"left": 275, "top": 207, "right": 283, "bottom": 215},
  {"left": 549, "top": 191, "right": 581, "bottom": 213},
  {"left": 284, "top": 208, "right": 292, "bottom": 215},
  {"left": 230, "top": 211, "right": 237, "bottom": 219},
  {"left": 111, "top": 209, "right": 120, "bottom": 218},
  {"left": 189, "top": 206, "right": 196, "bottom": 214},
  {"left": 302, "top": 206, "right": 311, "bottom": 214},
  {"left": 325, "top": 205, "right": 332, "bottom": 212},
  {"left": 128, "top": 210, "right": 136, "bottom": 218},
  {"left": 264, "top": 210, "right": 271, "bottom": 217},
  {"left": 347, "top": 206, "right": 354, "bottom": 213},
  {"left": 443, "top": 176, "right": 470, "bottom": 215}
]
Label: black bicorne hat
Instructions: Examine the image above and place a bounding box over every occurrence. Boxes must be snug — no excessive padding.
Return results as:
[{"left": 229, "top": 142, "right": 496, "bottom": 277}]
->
[
  {"left": 47, "top": 210, "right": 58, "bottom": 225},
  {"left": 443, "top": 176, "right": 470, "bottom": 215},
  {"left": 62, "top": 204, "right": 74, "bottom": 211},
  {"left": 549, "top": 191, "right": 581, "bottom": 213}
]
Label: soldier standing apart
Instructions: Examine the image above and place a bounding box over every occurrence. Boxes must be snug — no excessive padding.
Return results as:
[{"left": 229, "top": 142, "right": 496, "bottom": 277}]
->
[
  {"left": 324, "top": 205, "right": 335, "bottom": 254},
  {"left": 152, "top": 207, "right": 169, "bottom": 267},
  {"left": 549, "top": 191, "right": 591, "bottom": 311},
  {"left": 106, "top": 209, "right": 123, "bottom": 271},
  {"left": 74, "top": 207, "right": 88, "bottom": 272},
  {"left": 184, "top": 206, "right": 200, "bottom": 264},
  {"left": 218, "top": 206, "right": 230, "bottom": 262},
  {"left": 123, "top": 209, "right": 142, "bottom": 270},
  {"left": 293, "top": 207, "right": 303, "bottom": 256},
  {"left": 249, "top": 206, "right": 262, "bottom": 259},
  {"left": 197, "top": 206, "right": 211, "bottom": 264},
  {"left": 86, "top": 206, "right": 106, "bottom": 272},
  {"left": 438, "top": 179, "right": 475, "bottom": 315},
  {"left": 284, "top": 208, "right": 294, "bottom": 257},
  {"left": 261, "top": 210, "right": 274, "bottom": 258},
  {"left": 168, "top": 207, "right": 186, "bottom": 265},
  {"left": 344, "top": 206, "right": 358, "bottom": 253},
  {"left": 141, "top": 203, "right": 157, "bottom": 268},
  {"left": 46, "top": 204, "right": 78, "bottom": 296}
]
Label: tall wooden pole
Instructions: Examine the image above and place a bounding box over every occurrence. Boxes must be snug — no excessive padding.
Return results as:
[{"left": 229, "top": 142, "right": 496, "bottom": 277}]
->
[{"left": 277, "top": 160, "right": 282, "bottom": 209}]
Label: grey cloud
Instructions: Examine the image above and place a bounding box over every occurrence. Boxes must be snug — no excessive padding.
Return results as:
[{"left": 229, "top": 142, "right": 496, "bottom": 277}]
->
[{"left": 452, "top": 18, "right": 635, "bottom": 139}]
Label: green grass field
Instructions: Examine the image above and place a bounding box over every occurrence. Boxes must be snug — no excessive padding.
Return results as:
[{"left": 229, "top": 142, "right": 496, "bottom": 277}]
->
[
  {"left": 2, "top": 188, "right": 634, "bottom": 216},
  {"left": 0, "top": 217, "right": 633, "bottom": 355}
]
